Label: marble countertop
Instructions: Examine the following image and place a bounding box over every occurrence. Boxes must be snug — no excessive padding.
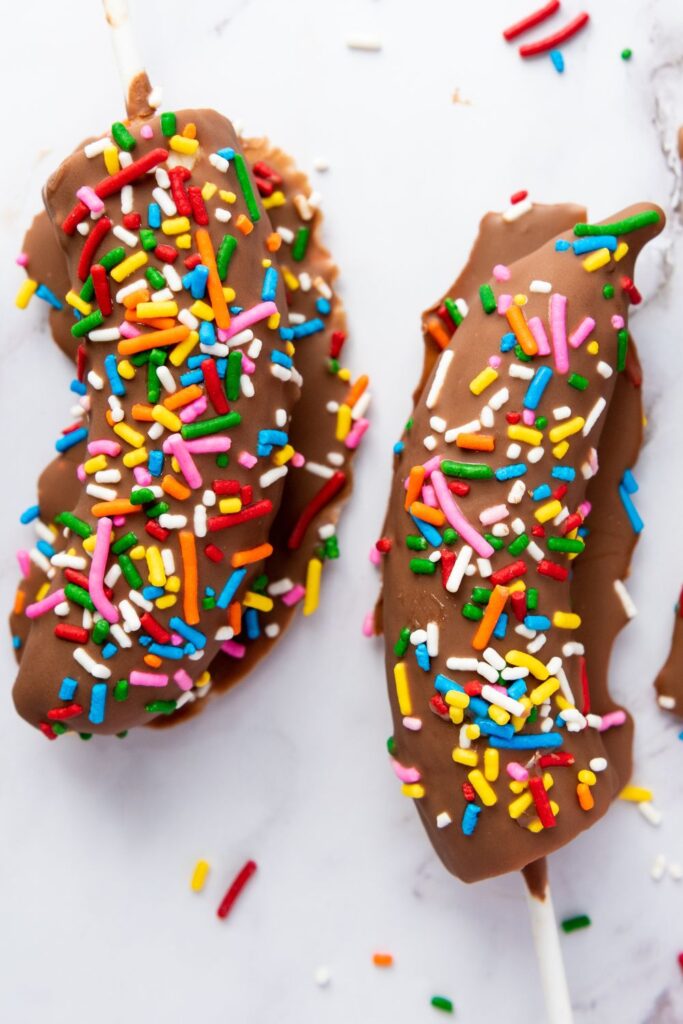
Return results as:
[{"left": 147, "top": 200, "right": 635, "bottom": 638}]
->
[{"left": 2, "top": 1, "right": 683, "bottom": 1021}]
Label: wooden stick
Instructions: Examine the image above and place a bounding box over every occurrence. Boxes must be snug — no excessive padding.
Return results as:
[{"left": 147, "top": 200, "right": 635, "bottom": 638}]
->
[
  {"left": 525, "top": 875, "right": 574, "bottom": 1023},
  {"left": 101, "top": 0, "right": 156, "bottom": 119}
]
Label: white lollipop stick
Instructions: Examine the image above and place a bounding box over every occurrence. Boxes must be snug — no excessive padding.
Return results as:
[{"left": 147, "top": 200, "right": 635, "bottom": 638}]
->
[
  {"left": 526, "top": 879, "right": 574, "bottom": 1024},
  {"left": 101, "top": 0, "right": 158, "bottom": 118}
]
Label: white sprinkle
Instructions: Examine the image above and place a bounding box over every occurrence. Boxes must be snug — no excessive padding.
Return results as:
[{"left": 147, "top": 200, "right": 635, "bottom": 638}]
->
[
  {"left": 582, "top": 397, "right": 607, "bottom": 436},
  {"left": 527, "top": 634, "right": 547, "bottom": 654},
  {"left": 423, "top": 435, "right": 437, "bottom": 451},
  {"left": 194, "top": 505, "right": 207, "bottom": 538},
  {"left": 562, "top": 640, "right": 585, "bottom": 658},
  {"left": 430, "top": 416, "right": 447, "bottom": 433},
  {"left": 503, "top": 198, "right": 533, "bottom": 222},
  {"left": 489, "top": 387, "right": 509, "bottom": 411},
  {"left": 507, "top": 443, "right": 522, "bottom": 459},
  {"left": 530, "top": 279, "right": 552, "bottom": 293},
  {"left": 553, "top": 405, "right": 572, "bottom": 420},
  {"left": 658, "top": 694, "right": 676, "bottom": 710},
  {"left": 651, "top": 854, "right": 667, "bottom": 881},
  {"left": 121, "top": 184, "right": 133, "bottom": 214},
  {"left": 428, "top": 551, "right": 441, "bottom": 563},
  {"left": 178, "top": 307, "right": 199, "bottom": 331},
  {"left": 209, "top": 153, "right": 229, "bottom": 173},
  {"left": 151, "top": 287, "right": 174, "bottom": 303},
  {"left": 87, "top": 371, "right": 104, "bottom": 390},
  {"left": 152, "top": 186, "right": 176, "bottom": 216},
  {"left": 638, "top": 801, "right": 662, "bottom": 828},
  {"left": 110, "top": 623, "right": 132, "bottom": 649},
  {"left": 347, "top": 35, "right": 382, "bottom": 51},
  {"left": 268, "top": 578, "right": 294, "bottom": 597},
  {"left": 446, "top": 656, "right": 479, "bottom": 673},
  {"left": 455, "top": 298, "right": 469, "bottom": 319},
  {"left": 597, "top": 360, "right": 613, "bottom": 379},
  {"left": 128, "top": 590, "right": 153, "bottom": 612},
  {"left": 327, "top": 451, "right": 345, "bottom": 467},
  {"left": 260, "top": 466, "right": 288, "bottom": 488},
  {"left": 86, "top": 483, "right": 117, "bottom": 501},
  {"left": 508, "top": 479, "right": 526, "bottom": 505},
  {"left": 669, "top": 862, "right": 683, "bottom": 881},
  {"left": 277, "top": 226, "right": 295, "bottom": 244},
  {"left": 491, "top": 523, "right": 509, "bottom": 538},
  {"left": 509, "top": 363, "right": 535, "bottom": 380},
  {"left": 589, "top": 757, "right": 608, "bottom": 772},
  {"left": 113, "top": 224, "right": 139, "bottom": 247},
  {"left": 84, "top": 136, "right": 111, "bottom": 158},
  {"left": 528, "top": 447, "right": 545, "bottom": 464},
  {"left": 476, "top": 557, "right": 492, "bottom": 578},
  {"left": 265, "top": 623, "right": 280, "bottom": 639},
  {"left": 241, "top": 373, "right": 256, "bottom": 397},
  {"left": 318, "top": 524, "right": 336, "bottom": 540},
  {"left": 480, "top": 405, "right": 494, "bottom": 429},
  {"left": 614, "top": 579, "right": 637, "bottom": 619},
  {"left": 445, "top": 420, "right": 480, "bottom": 443},
  {"left": 51, "top": 553, "right": 87, "bottom": 570},
  {"left": 314, "top": 966, "right": 332, "bottom": 988},
  {"left": 89, "top": 327, "right": 121, "bottom": 342},
  {"left": 515, "top": 624, "right": 536, "bottom": 639},
  {"left": 477, "top": 662, "right": 500, "bottom": 685},
  {"left": 215, "top": 208, "right": 232, "bottom": 223},
  {"left": 426, "top": 622, "right": 439, "bottom": 658},
  {"left": 313, "top": 276, "right": 331, "bottom": 299},
  {"left": 482, "top": 647, "right": 506, "bottom": 671},
  {"left": 314, "top": 158, "right": 329, "bottom": 172},
  {"left": 426, "top": 350, "right": 454, "bottom": 410},
  {"left": 501, "top": 667, "right": 528, "bottom": 680},
  {"left": 306, "top": 461, "right": 335, "bottom": 479},
  {"left": 147, "top": 85, "right": 163, "bottom": 108},
  {"left": 119, "top": 599, "right": 141, "bottom": 631},
  {"left": 436, "top": 812, "right": 452, "bottom": 829},
  {"left": 481, "top": 683, "right": 525, "bottom": 716},
  {"left": 159, "top": 514, "right": 187, "bottom": 530},
  {"left": 73, "top": 647, "right": 111, "bottom": 679},
  {"left": 163, "top": 264, "right": 183, "bottom": 292},
  {"left": 446, "top": 545, "right": 472, "bottom": 593},
  {"left": 155, "top": 166, "right": 171, "bottom": 189}
]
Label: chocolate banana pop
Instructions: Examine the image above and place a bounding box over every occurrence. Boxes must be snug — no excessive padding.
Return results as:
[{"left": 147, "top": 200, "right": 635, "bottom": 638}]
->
[
  {"left": 12, "top": 135, "right": 365, "bottom": 730},
  {"left": 12, "top": 108, "right": 307, "bottom": 738},
  {"left": 380, "top": 204, "right": 662, "bottom": 882}
]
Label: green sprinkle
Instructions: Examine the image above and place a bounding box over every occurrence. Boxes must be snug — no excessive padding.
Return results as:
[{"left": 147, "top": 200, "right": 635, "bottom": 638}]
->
[
  {"left": 139, "top": 228, "right": 157, "bottom": 251},
  {"left": 216, "top": 452, "right": 229, "bottom": 469},
  {"left": 79, "top": 733, "right": 93, "bottom": 741},
  {"left": 112, "top": 532, "right": 137, "bottom": 555},
  {"left": 471, "top": 587, "right": 492, "bottom": 605},
  {"left": 387, "top": 735, "right": 396, "bottom": 755},
  {"left": 160, "top": 111, "right": 177, "bottom": 137},
  {"left": 145, "top": 700, "right": 177, "bottom": 715},
  {"left": 547, "top": 536, "right": 585, "bottom": 554},
  {"left": 394, "top": 627, "right": 410, "bottom": 657},
  {"left": 92, "top": 620, "right": 110, "bottom": 645},
  {"left": 116, "top": 731, "right": 129, "bottom": 739},
  {"left": 568, "top": 373, "right": 588, "bottom": 391},
  {"left": 233, "top": 152, "right": 261, "bottom": 222},
  {"left": 71, "top": 309, "right": 104, "bottom": 338},
  {"left": 325, "top": 536, "right": 340, "bottom": 559},
  {"left": 118, "top": 554, "right": 143, "bottom": 589},
  {"left": 64, "top": 583, "right": 95, "bottom": 612},
  {"left": 226, "top": 350, "right": 243, "bottom": 401},
  {"left": 148, "top": 363, "right": 161, "bottom": 404},
  {"left": 181, "top": 412, "right": 241, "bottom": 439},
  {"left": 603, "top": 283, "right": 615, "bottom": 299},
  {"left": 528, "top": 705, "right": 538, "bottom": 723},
  {"left": 145, "top": 266, "right": 166, "bottom": 291},
  {"left": 252, "top": 573, "right": 269, "bottom": 593},
  {"left": 131, "top": 351, "right": 152, "bottom": 367},
  {"left": 405, "top": 417, "right": 414, "bottom": 433},
  {"left": 621, "top": 48, "right": 632, "bottom": 60},
  {"left": 462, "top": 603, "right": 483, "bottom": 622},
  {"left": 618, "top": 327, "right": 626, "bottom": 372},
  {"left": 527, "top": 587, "right": 539, "bottom": 611},
  {"left": 535, "top": 415, "right": 548, "bottom": 429},
  {"left": 52, "top": 722, "right": 68, "bottom": 736},
  {"left": 441, "top": 461, "right": 493, "bottom": 480},
  {"left": 515, "top": 343, "right": 532, "bottom": 362},
  {"left": 111, "top": 121, "right": 136, "bottom": 152},
  {"left": 328, "top": 358, "right": 340, "bottom": 375},
  {"left": 131, "top": 487, "right": 155, "bottom": 505},
  {"left": 431, "top": 996, "right": 454, "bottom": 1014},
  {"left": 484, "top": 534, "right": 505, "bottom": 551},
  {"left": 443, "top": 528, "right": 459, "bottom": 545},
  {"left": 508, "top": 533, "right": 530, "bottom": 556},
  {"left": 479, "top": 283, "right": 496, "bottom": 314},
  {"left": 150, "top": 349, "right": 167, "bottom": 368},
  {"left": 203, "top": 596, "right": 217, "bottom": 610},
  {"left": 145, "top": 500, "right": 169, "bottom": 519},
  {"left": 216, "top": 234, "right": 237, "bottom": 280},
  {"left": 561, "top": 914, "right": 591, "bottom": 933},
  {"left": 410, "top": 558, "right": 436, "bottom": 575},
  {"left": 574, "top": 210, "right": 660, "bottom": 237},
  {"left": 79, "top": 246, "right": 126, "bottom": 302},
  {"left": 292, "top": 227, "right": 311, "bottom": 262},
  {"left": 55, "top": 511, "right": 92, "bottom": 539},
  {"left": 114, "top": 679, "right": 129, "bottom": 702},
  {"left": 444, "top": 297, "right": 463, "bottom": 327},
  {"left": 406, "top": 535, "right": 428, "bottom": 551}
]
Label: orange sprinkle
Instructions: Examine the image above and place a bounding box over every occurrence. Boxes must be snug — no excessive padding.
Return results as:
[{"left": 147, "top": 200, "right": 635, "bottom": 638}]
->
[
  {"left": 130, "top": 403, "right": 155, "bottom": 421},
  {"left": 195, "top": 228, "right": 230, "bottom": 328},
  {"left": 178, "top": 531, "right": 199, "bottom": 625},
  {"left": 577, "top": 782, "right": 595, "bottom": 811},
  {"left": 122, "top": 288, "right": 150, "bottom": 309},
  {"left": 118, "top": 325, "right": 190, "bottom": 357},
  {"left": 235, "top": 214, "right": 254, "bottom": 236},
  {"left": 456, "top": 432, "right": 495, "bottom": 452},
  {"left": 124, "top": 311, "right": 177, "bottom": 329},
  {"left": 182, "top": 122, "right": 197, "bottom": 139},
  {"left": 162, "top": 475, "right": 191, "bottom": 501},
  {"left": 405, "top": 465, "right": 425, "bottom": 511},
  {"left": 163, "top": 384, "right": 203, "bottom": 410},
  {"left": 228, "top": 601, "right": 242, "bottom": 635},
  {"left": 13, "top": 589, "right": 25, "bottom": 615},
  {"left": 426, "top": 316, "right": 451, "bottom": 350},
  {"left": 266, "top": 232, "right": 282, "bottom": 252},
  {"left": 91, "top": 499, "right": 141, "bottom": 517},
  {"left": 506, "top": 305, "right": 538, "bottom": 356},
  {"left": 343, "top": 374, "right": 369, "bottom": 409},
  {"left": 232, "top": 543, "right": 274, "bottom": 568},
  {"left": 472, "top": 585, "right": 510, "bottom": 651},
  {"left": 410, "top": 501, "right": 446, "bottom": 527},
  {"left": 372, "top": 953, "right": 394, "bottom": 968},
  {"left": 144, "top": 654, "right": 163, "bottom": 669}
]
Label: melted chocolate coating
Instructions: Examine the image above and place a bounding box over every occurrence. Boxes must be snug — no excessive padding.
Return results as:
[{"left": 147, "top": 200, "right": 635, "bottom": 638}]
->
[{"left": 653, "top": 612, "right": 683, "bottom": 717}]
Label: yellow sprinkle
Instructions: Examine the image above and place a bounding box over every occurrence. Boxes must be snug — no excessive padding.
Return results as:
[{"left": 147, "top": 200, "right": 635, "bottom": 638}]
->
[
  {"left": 137, "top": 301, "right": 178, "bottom": 319},
  {"left": 303, "top": 557, "right": 323, "bottom": 617},
  {"left": 262, "top": 191, "right": 286, "bottom": 209},
  {"left": 219, "top": 497, "right": 242, "bottom": 514},
  {"left": 223, "top": 286, "right": 236, "bottom": 303},
  {"left": 484, "top": 748, "right": 499, "bottom": 782},
  {"left": 285, "top": 342, "right": 296, "bottom": 359},
  {"left": 506, "top": 650, "right": 549, "bottom": 680},
  {"left": 273, "top": 445, "right": 295, "bottom": 467},
  {"left": 146, "top": 546, "right": 166, "bottom": 588},
  {"left": 582, "top": 248, "right": 611, "bottom": 272},
  {"left": 445, "top": 690, "right": 470, "bottom": 709},
  {"left": 619, "top": 785, "right": 653, "bottom": 803},
  {"left": 534, "top": 499, "right": 562, "bottom": 524},
  {"left": 578, "top": 769, "right": 597, "bottom": 786},
  {"left": 130, "top": 545, "right": 145, "bottom": 560},
  {"left": 468, "top": 769, "right": 497, "bottom": 807},
  {"left": 201, "top": 182, "right": 218, "bottom": 201},
  {"left": 282, "top": 268, "right": 299, "bottom": 291},
  {"left": 448, "top": 707, "right": 464, "bottom": 725},
  {"left": 123, "top": 448, "right": 148, "bottom": 469},
  {"left": 469, "top": 366, "right": 498, "bottom": 396},
  {"left": 553, "top": 611, "right": 581, "bottom": 629},
  {"left": 527, "top": 801, "right": 559, "bottom": 832},
  {"left": 65, "top": 290, "right": 92, "bottom": 316},
  {"left": 82, "top": 535, "right": 97, "bottom": 555},
  {"left": 488, "top": 705, "right": 511, "bottom": 726},
  {"left": 242, "top": 592, "right": 274, "bottom": 613},
  {"left": 394, "top": 662, "right": 412, "bottom": 716},
  {"left": 509, "top": 791, "right": 534, "bottom": 819},
  {"left": 465, "top": 724, "right": 480, "bottom": 741},
  {"left": 190, "top": 299, "right": 215, "bottom": 321},
  {"left": 614, "top": 241, "right": 629, "bottom": 262},
  {"left": 219, "top": 189, "right": 237, "bottom": 204},
  {"left": 152, "top": 405, "right": 182, "bottom": 433},
  {"left": 452, "top": 747, "right": 478, "bottom": 767},
  {"left": 402, "top": 783, "right": 425, "bottom": 799},
  {"left": 83, "top": 455, "right": 107, "bottom": 475},
  {"left": 261, "top": 259, "right": 272, "bottom": 269},
  {"left": 169, "top": 134, "right": 199, "bottom": 155},
  {"left": 155, "top": 594, "right": 176, "bottom": 610},
  {"left": 586, "top": 340, "right": 599, "bottom": 355},
  {"left": 36, "top": 581, "right": 51, "bottom": 602},
  {"left": 508, "top": 424, "right": 543, "bottom": 446},
  {"left": 191, "top": 859, "right": 210, "bottom": 892},
  {"left": 110, "top": 251, "right": 148, "bottom": 282},
  {"left": 165, "top": 576, "right": 181, "bottom": 594},
  {"left": 552, "top": 441, "right": 570, "bottom": 459},
  {"left": 556, "top": 695, "right": 574, "bottom": 712},
  {"left": 161, "top": 217, "right": 192, "bottom": 237},
  {"left": 336, "top": 403, "right": 352, "bottom": 442},
  {"left": 509, "top": 779, "right": 528, "bottom": 795},
  {"left": 508, "top": 580, "right": 527, "bottom": 595},
  {"left": 103, "top": 146, "right": 120, "bottom": 175},
  {"left": 170, "top": 330, "right": 199, "bottom": 367},
  {"left": 118, "top": 359, "right": 136, "bottom": 380},
  {"left": 529, "top": 677, "right": 560, "bottom": 705},
  {"left": 15, "top": 279, "right": 38, "bottom": 308},
  {"left": 196, "top": 672, "right": 212, "bottom": 689},
  {"left": 267, "top": 312, "right": 281, "bottom": 330},
  {"left": 549, "top": 417, "right": 585, "bottom": 444},
  {"left": 338, "top": 367, "right": 352, "bottom": 382},
  {"left": 114, "top": 422, "right": 145, "bottom": 449},
  {"left": 176, "top": 234, "right": 192, "bottom": 249},
  {"left": 514, "top": 293, "right": 528, "bottom": 306},
  {"left": 511, "top": 695, "right": 532, "bottom": 732}
]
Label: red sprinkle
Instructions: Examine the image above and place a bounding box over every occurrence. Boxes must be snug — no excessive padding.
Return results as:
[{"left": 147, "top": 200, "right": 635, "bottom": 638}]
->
[
  {"left": 168, "top": 166, "right": 192, "bottom": 216},
  {"left": 213, "top": 479, "right": 241, "bottom": 496},
  {"left": 511, "top": 590, "right": 527, "bottom": 622},
  {"left": 376, "top": 537, "right": 393, "bottom": 554},
  {"left": 77, "top": 344, "right": 87, "bottom": 382},
  {"left": 255, "top": 177, "right": 274, "bottom": 197},
  {"left": 287, "top": 472, "right": 347, "bottom": 550},
  {"left": 529, "top": 775, "right": 557, "bottom": 828},
  {"left": 123, "top": 212, "right": 142, "bottom": 230},
  {"left": 62, "top": 149, "right": 169, "bottom": 234},
  {"left": 145, "top": 521, "right": 170, "bottom": 542},
  {"left": 503, "top": 0, "right": 560, "bottom": 41},
  {"left": 580, "top": 655, "right": 591, "bottom": 715},
  {"left": 620, "top": 275, "right": 642, "bottom": 305},
  {"left": 447, "top": 480, "right": 470, "bottom": 497},
  {"left": 253, "top": 161, "right": 282, "bottom": 186},
  {"left": 510, "top": 189, "right": 529, "bottom": 205},
  {"left": 519, "top": 12, "right": 590, "bottom": 58},
  {"left": 490, "top": 560, "right": 527, "bottom": 586},
  {"left": 506, "top": 411, "right": 522, "bottom": 425},
  {"left": 91, "top": 263, "right": 112, "bottom": 316},
  {"left": 330, "top": 330, "right": 347, "bottom": 359},
  {"left": 47, "top": 703, "right": 84, "bottom": 721},
  {"left": 462, "top": 782, "right": 477, "bottom": 802},
  {"left": 429, "top": 694, "right": 449, "bottom": 719},
  {"left": 531, "top": 524, "right": 546, "bottom": 537},
  {"left": 204, "top": 543, "right": 224, "bottom": 563},
  {"left": 561, "top": 512, "right": 583, "bottom": 536},
  {"left": 538, "top": 752, "right": 575, "bottom": 769},
  {"left": 183, "top": 253, "right": 203, "bottom": 271},
  {"left": 140, "top": 612, "right": 171, "bottom": 645},
  {"left": 155, "top": 244, "right": 179, "bottom": 264},
  {"left": 39, "top": 722, "right": 57, "bottom": 741},
  {"left": 464, "top": 680, "right": 483, "bottom": 697},
  {"left": 188, "top": 186, "right": 209, "bottom": 226},
  {"left": 537, "top": 559, "right": 568, "bottom": 581},
  {"left": 440, "top": 549, "right": 456, "bottom": 588},
  {"left": 54, "top": 624, "right": 89, "bottom": 643},
  {"left": 209, "top": 500, "right": 274, "bottom": 532},
  {"left": 240, "top": 485, "right": 253, "bottom": 506},
  {"left": 217, "top": 859, "right": 258, "bottom": 920},
  {"left": 553, "top": 483, "right": 568, "bottom": 501},
  {"left": 201, "top": 357, "right": 230, "bottom": 415},
  {"left": 76, "top": 216, "right": 112, "bottom": 282}
]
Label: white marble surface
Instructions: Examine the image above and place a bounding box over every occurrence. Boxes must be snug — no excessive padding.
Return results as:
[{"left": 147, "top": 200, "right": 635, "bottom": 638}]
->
[{"left": 2, "top": 1, "right": 683, "bottom": 1021}]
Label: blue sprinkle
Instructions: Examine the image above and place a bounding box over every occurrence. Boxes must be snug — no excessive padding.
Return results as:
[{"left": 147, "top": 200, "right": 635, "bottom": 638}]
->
[
  {"left": 555, "top": 239, "right": 571, "bottom": 252},
  {"left": 20, "top": 505, "right": 40, "bottom": 525},
  {"left": 434, "top": 673, "right": 464, "bottom": 695},
  {"left": 169, "top": 617, "right": 206, "bottom": 649},
  {"left": 148, "top": 450, "right": 164, "bottom": 477},
  {"left": 524, "top": 365, "right": 553, "bottom": 411},
  {"left": 393, "top": 441, "right": 405, "bottom": 455},
  {"left": 261, "top": 266, "right": 279, "bottom": 302},
  {"left": 622, "top": 468, "right": 638, "bottom": 494},
  {"left": 524, "top": 615, "right": 551, "bottom": 631},
  {"left": 36, "top": 284, "right": 63, "bottom": 310},
  {"left": 36, "top": 539, "right": 55, "bottom": 559},
  {"left": 572, "top": 236, "right": 618, "bottom": 256},
  {"left": 70, "top": 379, "right": 87, "bottom": 396},
  {"left": 148, "top": 644, "right": 186, "bottom": 660},
  {"left": 507, "top": 679, "right": 527, "bottom": 700},
  {"left": 142, "top": 585, "right": 164, "bottom": 600},
  {"left": 104, "top": 353, "right": 126, "bottom": 397},
  {"left": 215, "top": 357, "right": 227, "bottom": 378},
  {"left": 244, "top": 607, "right": 260, "bottom": 640},
  {"left": 55, "top": 427, "right": 88, "bottom": 453},
  {"left": 148, "top": 202, "right": 161, "bottom": 228},
  {"left": 549, "top": 49, "right": 564, "bottom": 73},
  {"left": 205, "top": 587, "right": 216, "bottom": 598},
  {"left": 217, "top": 147, "right": 235, "bottom": 161},
  {"left": 271, "top": 350, "right": 293, "bottom": 369},
  {"left": 12, "top": 635, "right": 21, "bottom": 650},
  {"left": 500, "top": 332, "right": 517, "bottom": 352},
  {"left": 532, "top": 484, "right": 552, "bottom": 501},
  {"left": 415, "top": 642, "right": 430, "bottom": 672},
  {"left": 316, "top": 297, "right": 331, "bottom": 316},
  {"left": 476, "top": 719, "right": 515, "bottom": 740},
  {"left": 199, "top": 321, "right": 216, "bottom": 347},
  {"left": 489, "top": 732, "right": 563, "bottom": 750},
  {"left": 217, "top": 568, "right": 247, "bottom": 609},
  {"left": 101, "top": 643, "right": 118, "bottom": 659},
  {"left": 285, "top": 318, "right": 325, "bottom": 340},
  {"left": 495, "top": 463, "right": 527, "bottom": 482},
  {"left": 619, "top": 484, "right": 644, "bottom": 533},
  {"left": 462, "top": 803, "right": 482, "bottom": 836},
  {"left": 89, "top": 683, "right": 107, "bottom": 725},
  {"left": 493, "top": 612, "right": 508, "bottom": 640},
  {"left": 59, "top": 677, "right": 78, "bottom": 701},
  {"left": 259, "top": 429, "right": 288, "bottom": 447},
  {"left": 410, "top": 514, "right": 442, "bottom": 548},
  {"left": 190, "top": 265, "right": 209, "bottom": 300},
  {"left": 551, "top": 466, "right": 575, "bottom": 481},
  {"left": 180, "top": 369, "right": 204, "bottom": 387}
]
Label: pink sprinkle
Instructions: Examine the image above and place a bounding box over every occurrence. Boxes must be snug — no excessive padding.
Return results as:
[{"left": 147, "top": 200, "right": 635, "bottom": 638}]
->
[
  {"left": 17, "top": 550, "right": 31, "bottom": 578},
  {"left": 26, "top": 588, "right": 66, "bottom": 620},
  {"left": 130, "top": 671, "right": 170, "bottom": 687},
  {"left": 183, "top": 437, "right": 231, "bottom": 454},
  {"left": 89, "top": 517, "right": 119, "bottom": 624},
  {"left": 362, "top": 610, "right": 375, "bottom": 636},
  {"left": 119, "top": 322, "right": 140, "bottom": 339},
  {"left": 179, "top": 395, "right": 208, "bottom": 423},
  {"left": 291, "top": 452, "right": 305, "bottom": 468},
  {"left": 166, "top": 434, "right": 202, "bottom": 489},
  {"left": 507, "top": 762, "right": 529, "bottom": 782},
  {"left": 550, "top": 293, "right": 569, "bottom": 374},
  {"left": 599, "top": 709, "right": 627, "bottom": 732},
  {"left": 76, "top": 185, "right": 105, "bottom": 214},
  {"left": 488, "top": 355, "right": 502, "bottom": 369},
  {"left": 479, "top": 503, "right": 509, "bottom": 526},
  {"left": 390, "top": 758, "right": 421, "bottom": 783},
  {"left": 497, "top": 294, "right": 513, "bottom": 315},
  {"left": 133, "top": 466, "right": 152, "bottom": 486},
  {"left": 16, "top": 252, "right": 29, "bottom": 267},
  {"left": 528, "top": 316, "right": 550, "bottom": 355},
  {"left": 522, "top": 409, "right": 536, "bottom": 425},
  {"left": 493, "top": 264, "right": 511, "bottom": 282},
  {"left": 221, "top": 639, "right": 246, "bottom": 659},
  {"left": 568, "top": 316, "right": 595, "bottom": 349},
  {"left": 113, "top": 515, "right": 127, "bottom": 527},
  {"left": 77, "top": 464, "right": 86, "bottom": 483},
  {"left": 140, "top": 124, "right": 153, "bottom": 140},
  {"left": 345, "top": 418, "right": 369, "bottom": 450},
  {"left": 579, "top": 500, "right": 592, "bottom": 518},
  {"left": 174, "top": 669, "right": 194, "bottom": 691},
  {"left": 241, "top": 355, "right": 256, "bottom": 374},
  {"left": 432, "top": 470, "right": 494, "bottom": 558},
  {"left": 369, "top": 546, "right": 382, "bottom": 566},
  {"left": 402, "top": 717, "right": 423, "bottom": 731},
  {"left": 88, "top": 440, "right": 121, "bottom": 456},
  {"left": 421, "top": 455, "right": 442, "bottom": 479},
  {"left": 218, "top": 301, "right": 278, "bottom": 342},
  {"left": 282, "top": 584, "right": 305, "bottom": 607},
  {"left": 421, "top": 483, "right": 438, "bottom": 508},
  {"left": 238, "top": 450, "right": 257, "bottom": 469}
]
